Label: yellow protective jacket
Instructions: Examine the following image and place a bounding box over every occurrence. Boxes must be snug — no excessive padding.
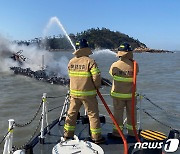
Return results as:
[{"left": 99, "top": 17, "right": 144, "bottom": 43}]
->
[
  {"left": 109, "top": 52, "right": 139, "bottom": 99},
  {"left": 68, "top": 48, "right": 101, "bottom": 98}
]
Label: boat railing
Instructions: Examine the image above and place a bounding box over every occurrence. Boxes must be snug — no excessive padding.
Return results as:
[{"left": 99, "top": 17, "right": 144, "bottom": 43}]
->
[
  {"left": 2, "top": 119, "right": 14, "bottom": 154},
  {"left": 98, "top": 92, "right": 180, "bottom": 131},
  {"left": 1, "top": 91, "right": 179, "bottom": 154},
  {"left": 59, "top": 91, "right": 70, "bottom": 122},
  {"left": 1, "top": 92, "right": 65, "bottom": 154}
]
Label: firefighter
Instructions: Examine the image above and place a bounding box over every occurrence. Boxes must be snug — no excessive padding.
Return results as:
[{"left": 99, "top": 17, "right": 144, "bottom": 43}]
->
[
  {"left": 64, "top": 39, "right": 105, "bottom": 144},
  {"left": 108, "top": 43, "right": 139, "bottom": 141}
]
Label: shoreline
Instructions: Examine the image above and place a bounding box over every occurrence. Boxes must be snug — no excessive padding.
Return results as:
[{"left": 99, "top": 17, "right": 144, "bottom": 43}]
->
[
  {"left": 133, "top": 47, "right": 174, "bottom": 53},
  {"left": 48, "top": 48, "right": 174, "bottom": 53}
]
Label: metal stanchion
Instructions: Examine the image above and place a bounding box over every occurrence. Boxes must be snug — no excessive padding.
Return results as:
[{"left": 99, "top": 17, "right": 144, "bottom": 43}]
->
[
  {"left": 59, "top": 91, "right": 69, "bottom": 123},
  {"left": 40, "top": 93, "right": 49, "bottom": 144},
  {"left": 3, "top": 119, "right": 14, "bottom": 154}
]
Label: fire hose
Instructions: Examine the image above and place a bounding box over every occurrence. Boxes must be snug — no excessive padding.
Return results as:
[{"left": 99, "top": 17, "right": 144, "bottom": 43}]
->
[
  {"left": 97, "top": 89, "right": 128, "bottom": 154},
  {"left": 131, "top": 60, "right": 140, "bottom": 142}
]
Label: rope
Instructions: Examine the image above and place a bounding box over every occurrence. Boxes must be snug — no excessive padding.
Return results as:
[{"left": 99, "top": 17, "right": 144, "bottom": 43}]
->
[
  {"left": 47, "top": 95, "right": 66, "bottom": 99},
  {"left": 13, "top": 115, "right": 43, "bottom": 151},
  {"left": 98, "top": 93, "right": 179, "bottom": 132},
  {"left": 101, "top": 92, "right": 180, "bottom": 118},
  {"left": 142, "top": 109, "right": 180, "bottom": 131},
  {"left": 15, "top": 101, "right": 43, "bottom": 127},
  {"left": 142, "top": 94, "right": 180, "bottom": 118},
  {"left": 48, "top": 105, "right": 64, "bottom": 112},
  {"left": 1, "top": 94, "right": 67, "bottom": 152},
  {"left": 98, "top": 92, "right": 179, "bottom": 132}
]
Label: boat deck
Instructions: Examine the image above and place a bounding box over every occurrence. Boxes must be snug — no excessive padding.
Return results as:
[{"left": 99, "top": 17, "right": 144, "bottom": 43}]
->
[
  {"left": 24, "top": 116, "right": 180, "bottom": 154},
  {"left": 30, "top": 117, "right": 138, "bottom": 154},
  {"left": 23, "top": 93, "right": 179, "bottom": 154}
]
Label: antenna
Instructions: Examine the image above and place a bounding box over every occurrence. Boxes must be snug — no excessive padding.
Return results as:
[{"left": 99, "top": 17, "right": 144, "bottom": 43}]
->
[{"left": 42, "top": 55, "right": 44, "bottom": 70}]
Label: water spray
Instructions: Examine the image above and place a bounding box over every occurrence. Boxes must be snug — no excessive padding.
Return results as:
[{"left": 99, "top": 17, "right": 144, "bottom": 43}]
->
[{"left": 44, "top": 16, "right": 76, "bottom": 50}]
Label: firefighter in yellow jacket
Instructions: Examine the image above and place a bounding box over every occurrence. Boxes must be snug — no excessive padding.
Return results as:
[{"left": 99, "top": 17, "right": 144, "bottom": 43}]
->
[
  {"left": 108, "top": 43, "right": 139, "bottom": 140},
  {"left": 64, "top": 39, "right": 105, "bottom": 143}
]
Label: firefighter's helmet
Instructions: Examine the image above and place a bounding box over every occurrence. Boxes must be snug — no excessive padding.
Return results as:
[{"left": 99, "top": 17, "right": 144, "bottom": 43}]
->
[
  {"left": 116, "top": 43, "right": 133, "bottom": 58},
  {"left": 118, "top": 43, "right": 132, "bottom": 51},
  {"left": 75, "top": 39, "right": 89, "bottom": 50}
]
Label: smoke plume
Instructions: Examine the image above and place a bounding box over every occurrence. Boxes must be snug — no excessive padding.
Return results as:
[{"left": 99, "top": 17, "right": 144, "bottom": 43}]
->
[{"left": 0, "top": 35, "right": 68, "bottom": 77}]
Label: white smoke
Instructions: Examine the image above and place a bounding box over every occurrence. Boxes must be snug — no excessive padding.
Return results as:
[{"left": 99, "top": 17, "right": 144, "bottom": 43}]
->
[
  {"left": 0, "top": 36, "right": 19, "bottom": 72},
  {"left": 45, "top": 56, "right": 69, "bottom": 77},
  {"left": 0, "top": 35, "right": 69, "bottom": 77}
]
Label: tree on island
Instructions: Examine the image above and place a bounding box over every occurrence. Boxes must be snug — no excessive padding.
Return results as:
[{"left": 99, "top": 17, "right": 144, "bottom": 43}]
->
[{"left": 14, "top": 28, "right": 146, "bottom": 50}]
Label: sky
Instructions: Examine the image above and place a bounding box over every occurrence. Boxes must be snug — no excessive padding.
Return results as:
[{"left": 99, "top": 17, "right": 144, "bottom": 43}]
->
[{"left": 0, "top": 0, "right": 180, "bottom": 51}]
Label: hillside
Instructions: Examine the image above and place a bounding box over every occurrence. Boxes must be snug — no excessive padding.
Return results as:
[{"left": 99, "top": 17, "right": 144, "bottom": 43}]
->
[
  {"left": 73, "top": 28, "right": 146, "bottom": 50},
  {"left": 16, "top": 28, "right": 146, "bottom": 50}
]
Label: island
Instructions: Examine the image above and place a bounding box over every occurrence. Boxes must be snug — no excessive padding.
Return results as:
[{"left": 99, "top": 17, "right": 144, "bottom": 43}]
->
[{"left": 13, "top": 28, "right": 174, "bottom": 53}]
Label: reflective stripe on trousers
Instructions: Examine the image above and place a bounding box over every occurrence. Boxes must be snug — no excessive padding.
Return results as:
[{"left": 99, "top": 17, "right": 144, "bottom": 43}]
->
[
  {"left": 113, "top": 124, "right": 137, "bottom": 131},
  {"left": 70, "top": 89, "right": 96, "bottom": 97},
  {"left": 90, "top": 128, "right": 101, "bottom": 134},
  {"left": 126, "top": 124, "right": 137, "bottom": 130},
  {"left": 113, "top": 125, "right": 123, "bottom": 130},
  {"left": 64, "top": 124, "right": 75, "bottom": 131}
]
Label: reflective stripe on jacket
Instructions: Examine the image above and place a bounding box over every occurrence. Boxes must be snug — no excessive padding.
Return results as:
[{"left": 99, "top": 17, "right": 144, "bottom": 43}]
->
[
  {"left": 69, "top": 67, "right": 100, "bottom": 77},
  {"left": 69, "top": 71, "right": 91, "bottom": 77},
  {"left": 112, "top": 75, "right": 133, "bottom": 82},
  {"left": 68, "top": 48, "right": 101, "bottom": 98}
]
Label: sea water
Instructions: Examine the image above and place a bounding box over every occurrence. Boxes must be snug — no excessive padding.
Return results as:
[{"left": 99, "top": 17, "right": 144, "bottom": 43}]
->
[{"left": 0, "top": 50, "right": 179, "bottom": 152}]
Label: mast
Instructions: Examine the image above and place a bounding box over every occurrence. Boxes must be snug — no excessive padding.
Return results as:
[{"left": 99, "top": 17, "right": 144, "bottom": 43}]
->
[{"left": 42, "top": 55, "right": 44, "bottom": 70}]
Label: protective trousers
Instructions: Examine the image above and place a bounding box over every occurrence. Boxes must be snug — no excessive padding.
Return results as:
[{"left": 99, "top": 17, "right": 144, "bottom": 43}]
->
[
  {"left": 64, "top": 96, "right": 102, "bottom": 140},
  {"left": 112, "top": 98, "right": 137, "bottom": 136}
]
